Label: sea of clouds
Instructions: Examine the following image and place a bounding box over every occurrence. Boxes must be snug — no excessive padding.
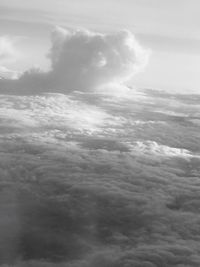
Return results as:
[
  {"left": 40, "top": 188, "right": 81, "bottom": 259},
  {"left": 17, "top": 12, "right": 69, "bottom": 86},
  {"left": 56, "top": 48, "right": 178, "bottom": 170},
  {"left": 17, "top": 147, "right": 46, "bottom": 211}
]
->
[{"left": 0, "top": 27, "right": 200, "bottom": 267}]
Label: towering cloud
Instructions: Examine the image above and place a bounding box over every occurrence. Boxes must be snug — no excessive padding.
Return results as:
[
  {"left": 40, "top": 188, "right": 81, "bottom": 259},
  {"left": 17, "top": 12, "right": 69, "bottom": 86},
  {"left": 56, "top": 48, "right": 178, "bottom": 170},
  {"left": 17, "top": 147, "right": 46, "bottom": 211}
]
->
[
  {"left": 47, "top": 27, "right": 150, "bottom": 92},
  {"left": 0, "top": 27, "right": 150, "bottom": 95}
]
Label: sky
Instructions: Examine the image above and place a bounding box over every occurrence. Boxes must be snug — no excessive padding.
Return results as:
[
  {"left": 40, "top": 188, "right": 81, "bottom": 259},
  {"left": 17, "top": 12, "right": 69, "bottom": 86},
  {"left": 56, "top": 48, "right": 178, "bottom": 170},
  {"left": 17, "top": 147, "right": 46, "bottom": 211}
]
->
[{"left": 0, "top": 0, "right": 200, "bottom": 93}]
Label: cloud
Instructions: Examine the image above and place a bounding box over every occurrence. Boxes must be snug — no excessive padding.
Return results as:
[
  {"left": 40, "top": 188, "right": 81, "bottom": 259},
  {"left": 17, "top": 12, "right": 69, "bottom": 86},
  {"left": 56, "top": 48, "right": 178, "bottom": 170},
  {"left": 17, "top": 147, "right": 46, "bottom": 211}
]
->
[
  {"left": 0, "top": 36, "right": 18, "bottom": 65},
  {"left": 0, "top": 36, "right": 20, "bottom": 80},
  {"left": 0, "top": 88, "right": 200, "bottom": 265},
  {"left": 0, "top": 27, "right": 150, "bottom": 95},
  {"left": 1, "top": 28, "right": 200, "bottom": 267},
  {"left": 0, "top": 66, "right": 19, "bottom": 79},
  {"left": 0, "top": 94, "right": 113, "bottom": 135},
  {"left": 47, "top": 27, "right": 150, "bottom": 92},
  {"left": 127, "top": 141, "right": 200, "bottom": 160}
]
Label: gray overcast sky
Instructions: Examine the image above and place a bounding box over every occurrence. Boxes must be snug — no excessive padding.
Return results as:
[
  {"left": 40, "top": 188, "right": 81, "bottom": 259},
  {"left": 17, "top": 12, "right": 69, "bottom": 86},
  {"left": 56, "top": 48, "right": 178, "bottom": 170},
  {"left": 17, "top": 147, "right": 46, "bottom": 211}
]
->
[{"left": 0, "top": 0, "right": 200, "bottom": 93}]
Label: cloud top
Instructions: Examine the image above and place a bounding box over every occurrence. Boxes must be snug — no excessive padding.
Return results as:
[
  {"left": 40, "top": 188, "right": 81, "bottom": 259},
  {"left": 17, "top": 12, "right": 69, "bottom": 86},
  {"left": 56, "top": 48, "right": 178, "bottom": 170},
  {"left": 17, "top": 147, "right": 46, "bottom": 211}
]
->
[
  {"left": 0, "top": 27, "right": 150, "bottom": 95},
  {"left": 48, "top": 27, "right": 150, "bottom": 92}
]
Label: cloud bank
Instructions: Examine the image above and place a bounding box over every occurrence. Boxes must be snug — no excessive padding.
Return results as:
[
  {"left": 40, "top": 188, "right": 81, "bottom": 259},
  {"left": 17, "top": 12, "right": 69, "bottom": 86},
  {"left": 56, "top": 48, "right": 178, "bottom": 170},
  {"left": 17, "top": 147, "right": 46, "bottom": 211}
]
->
[
  {"left": 0, "top": 27, "right": 150, "bottom": 95},
  {"left": 0, "top": 84, "right": 200, "bottom": 266}
]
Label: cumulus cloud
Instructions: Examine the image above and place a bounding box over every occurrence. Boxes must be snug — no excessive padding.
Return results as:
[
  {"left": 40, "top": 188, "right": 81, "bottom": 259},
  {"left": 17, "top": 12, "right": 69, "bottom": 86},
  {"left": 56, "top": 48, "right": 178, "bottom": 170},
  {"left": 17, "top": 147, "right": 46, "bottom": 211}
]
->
[
  {"left": 0, "top": 36, "right": 19, "bottom": 66},
  {"left": 0, "top": 27, "right": 150, "bottom": 95},
  {"left": 48, "top": 27, "right": 149, "bottom": 92}
]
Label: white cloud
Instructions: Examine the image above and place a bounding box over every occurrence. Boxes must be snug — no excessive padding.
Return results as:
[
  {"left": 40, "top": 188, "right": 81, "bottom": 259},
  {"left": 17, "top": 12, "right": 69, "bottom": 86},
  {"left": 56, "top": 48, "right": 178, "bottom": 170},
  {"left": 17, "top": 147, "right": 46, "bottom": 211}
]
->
[
  {"left": 0, "top": 94, "right": 113, "bottom": 136},
  {"left": 0, "top": 66, "right": 19, "bottom": 79},
  {"left": 0, "top": 27, "right": 150, "bottom": 95},
  {"left": 48, "top": 27, "right": 150, "bottom": 92},
  {"left": 127, "top": 141, "right": 200, "bottom": 160},
  {"left": 0, "top": 36, "right": 18, "bottom": 65},
  {"left": 0, "top": 36, "right": 20, "bottom": 80}
]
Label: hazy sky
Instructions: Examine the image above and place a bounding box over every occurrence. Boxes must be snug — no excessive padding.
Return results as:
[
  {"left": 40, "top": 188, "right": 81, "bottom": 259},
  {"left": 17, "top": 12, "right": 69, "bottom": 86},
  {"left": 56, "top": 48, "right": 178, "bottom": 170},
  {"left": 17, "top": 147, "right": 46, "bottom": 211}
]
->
[{"left": 0, "top": 0, "right": 200, "bottom": 93}]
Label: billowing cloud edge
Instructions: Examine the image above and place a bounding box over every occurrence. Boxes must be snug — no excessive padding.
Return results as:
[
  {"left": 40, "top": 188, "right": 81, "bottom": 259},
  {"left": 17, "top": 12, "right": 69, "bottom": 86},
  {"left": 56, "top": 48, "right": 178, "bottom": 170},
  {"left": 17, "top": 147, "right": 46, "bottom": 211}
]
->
[{"left": 0, "top": 26, "right": 150, "bottom": 95}]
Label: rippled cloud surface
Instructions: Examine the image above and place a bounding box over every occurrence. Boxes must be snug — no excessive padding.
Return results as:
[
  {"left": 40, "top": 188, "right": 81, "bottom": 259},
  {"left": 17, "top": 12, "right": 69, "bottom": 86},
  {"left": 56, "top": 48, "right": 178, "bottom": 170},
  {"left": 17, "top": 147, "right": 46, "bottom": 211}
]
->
[{"left": 0, "top": 86, "right": 200, "bottom": 266}]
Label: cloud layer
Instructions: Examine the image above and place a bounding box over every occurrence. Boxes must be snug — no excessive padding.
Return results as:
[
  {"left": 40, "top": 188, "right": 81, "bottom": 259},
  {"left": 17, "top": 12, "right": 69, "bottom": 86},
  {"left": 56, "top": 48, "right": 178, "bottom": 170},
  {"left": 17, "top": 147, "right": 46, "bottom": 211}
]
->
[
  {"left": 0, "top": 88, "right": 200, "bottom": 266},
  {"left": 2, "top": 25, "right": 200, "bottom": 267},
  {"left": 0, "top": 27, "right": 150, "bottom": 95}
]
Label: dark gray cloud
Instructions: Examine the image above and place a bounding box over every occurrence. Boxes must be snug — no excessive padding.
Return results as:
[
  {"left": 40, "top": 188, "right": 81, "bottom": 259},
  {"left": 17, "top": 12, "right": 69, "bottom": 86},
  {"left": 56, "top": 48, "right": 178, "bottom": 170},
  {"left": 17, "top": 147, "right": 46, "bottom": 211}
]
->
[{"left": 0, "top": 87, "right": 200, "bottom": 266}]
